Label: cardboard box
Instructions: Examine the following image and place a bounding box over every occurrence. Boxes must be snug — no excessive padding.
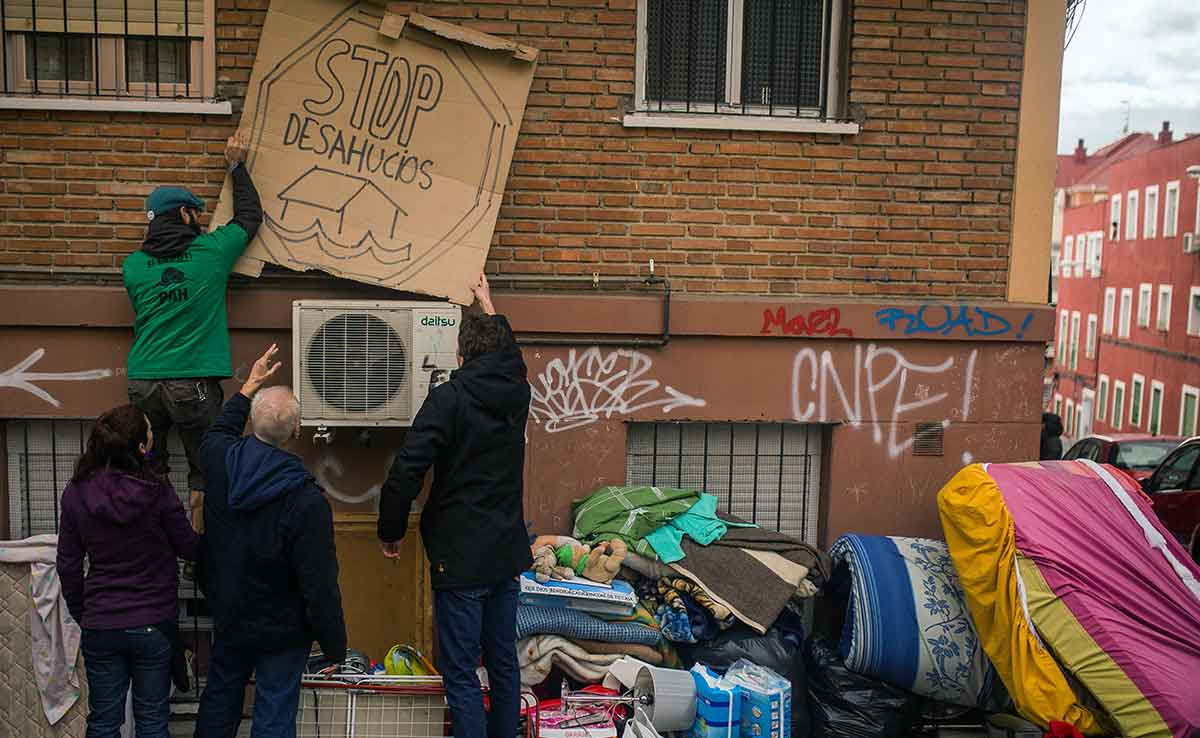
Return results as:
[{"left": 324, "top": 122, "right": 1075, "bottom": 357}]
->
[{"left": 213, "top": 1, "right": 537, "bottom": 304}]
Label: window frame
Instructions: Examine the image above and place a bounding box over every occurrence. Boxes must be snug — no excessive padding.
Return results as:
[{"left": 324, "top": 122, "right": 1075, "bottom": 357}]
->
[
  {"left": 1097, "top": 374, "right": 1109, "bottom": 423},
  {"left": 1157, "top": 285, "right": 1172, "bottom": 333},
  {"left": 1088, "top": 232, "right": 1103, "bottom": 277},
  {"left": 1137, "top": 283, "right": 1153, "bottom": 329},
  {"left": 1080, "top": 230, "right": 1089, "bottom": 277},
  {"left": 1144, "top": 184, "right": 1159, "bottom": 239},
  {"left": 1103, "top": 287, "right": 1116, "bottom": 335},
  {"left": 1079, "top": 388, "right": 1095, "bottom": 438},
  {"left": 1112, "top": 380, "right": 1125, "bottom": 431},
  {"left": 1126, "top": 189, "right": 1139, "bottom": 240},
  {"left": 1057, "top": 310, "right": 1069, "bottom": 365},
  {"left": 630, "top": 0, "right": 854, "bottom": 133},
  {"left": 1065, "top": 398, "right": 1075, "bottom": 437},
  {"left": 1181, "top": 384, "right": 1200, "bottom": 438},
  {"left": 1061, "top": 235, "right": 1073, "bottom": 279},
  {"left": 1165, "top": 180, "right": 1180, "bottom": 238},
  {"left": 1131, "top": 373, "right": 1146, "bottom": 428},
  {"left": 1110, "top": 193, "right": 1122, "bottom": 241},
  {"left": 1119, "top": 288, "right": 1133, "bottom": 338},
  {"left": 0, "top": 1, "right": 224, "bottom": 114},
  {"left": 1069, "top": 310, "right": 1081, "bottom": 371},
  {"left": 1149, "top": 380, "right": 1165, "bottom": 436},
  {"left": 1054, "top": 393, "right": 1063, "bottom": 419},
  {"left": 1189, "top": 286, "right": 1200, "bottom": 337},
  {"left": 1085, "top": 313, "right": 1097, "bottom": 360}
]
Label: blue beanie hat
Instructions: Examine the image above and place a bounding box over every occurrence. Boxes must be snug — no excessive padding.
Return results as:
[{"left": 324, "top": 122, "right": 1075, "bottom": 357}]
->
[{"left": 146, "top": 187, "right": 204, "bottom": 222}]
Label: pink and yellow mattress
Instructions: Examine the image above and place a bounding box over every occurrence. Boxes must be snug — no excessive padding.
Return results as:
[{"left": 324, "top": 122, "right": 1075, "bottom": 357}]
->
[{"left": 938, "top": 461, "right": 1200, "bottom": 738}]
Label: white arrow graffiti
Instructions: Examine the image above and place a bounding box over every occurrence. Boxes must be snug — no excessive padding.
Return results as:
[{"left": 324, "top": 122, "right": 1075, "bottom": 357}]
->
[{"left": 0, "top": 349, "right": 114, "bottom": 408}]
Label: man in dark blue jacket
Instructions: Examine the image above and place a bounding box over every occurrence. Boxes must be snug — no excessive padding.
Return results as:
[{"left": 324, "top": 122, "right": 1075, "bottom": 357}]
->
[
  {"left": 195, "top": 345, "right": 347, "bottom": 738},
  {"left": 378, "top": 274, "right": 532, "bottom": 738}
]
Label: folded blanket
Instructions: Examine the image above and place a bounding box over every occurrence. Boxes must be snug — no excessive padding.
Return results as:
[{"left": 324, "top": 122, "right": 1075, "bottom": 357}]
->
[
  {"left": 669, "top": 518, "right": 831, "bottom": 634},
  {"left": 829, "top": 534, "right": 1007, "bottom": 710},
  {"left": 517, "top": 606, "right": 661, "bottom": 646},
  {"left": 570, "top": 639, "right": 664, "bottom": 665},
  {"left": 644, "top": 494, "right": 756, "bottom": 563},
  {"left": 572, "top": 486, "right": 700, "bottom": 557},
  {"left": 519, "top": 636, "right": 623, "bottom": 687}
]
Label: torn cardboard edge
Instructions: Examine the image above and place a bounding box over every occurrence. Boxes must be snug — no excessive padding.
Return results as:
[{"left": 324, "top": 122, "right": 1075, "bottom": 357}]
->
[{"left": 378, "top": 11, "right": 539, "bottom": 62}]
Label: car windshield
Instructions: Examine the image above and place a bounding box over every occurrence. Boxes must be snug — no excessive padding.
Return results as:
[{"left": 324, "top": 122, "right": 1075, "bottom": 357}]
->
[{"left": 1115, "top": 441, "right": 1178, "bottom": 471}]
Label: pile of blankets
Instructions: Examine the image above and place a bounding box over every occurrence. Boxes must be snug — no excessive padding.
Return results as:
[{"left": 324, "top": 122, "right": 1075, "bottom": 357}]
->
[{"left": 517, "top": 485, "right": 831, "bottom": 689}]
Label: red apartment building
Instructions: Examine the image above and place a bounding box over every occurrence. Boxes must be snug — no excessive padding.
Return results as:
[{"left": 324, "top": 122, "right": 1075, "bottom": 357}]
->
[{"left": 1052, "top": 123, "right": 1200, "bottom": 446}]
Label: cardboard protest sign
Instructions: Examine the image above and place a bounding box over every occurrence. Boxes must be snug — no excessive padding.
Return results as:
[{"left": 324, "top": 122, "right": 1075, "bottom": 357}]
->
[{"left": 213, "top": 2, "right": 537, "bottom": 304}]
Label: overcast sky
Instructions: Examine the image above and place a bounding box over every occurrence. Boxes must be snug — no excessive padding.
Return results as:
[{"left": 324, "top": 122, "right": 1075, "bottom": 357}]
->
[{"left": 1057, "top": 1, "right": 1200, "bottom": 154}]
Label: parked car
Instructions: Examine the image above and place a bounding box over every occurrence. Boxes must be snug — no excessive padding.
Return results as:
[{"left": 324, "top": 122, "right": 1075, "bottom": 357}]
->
[
  {"left": 1139, "top": 436, "right": 1200, "bottom": 562},
  {"left": 1062, "top": 434, "right": 1183, "bottom": 480}
]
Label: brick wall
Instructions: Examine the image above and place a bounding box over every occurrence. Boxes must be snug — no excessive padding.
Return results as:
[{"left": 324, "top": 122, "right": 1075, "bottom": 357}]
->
[{"left": 0, "top": 0, "right": 1026, "bottom": 297}]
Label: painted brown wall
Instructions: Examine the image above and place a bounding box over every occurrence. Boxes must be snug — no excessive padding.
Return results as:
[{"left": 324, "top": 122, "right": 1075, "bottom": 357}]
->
[{"left": 0, "top": 287, "right": 1050, "bottom": 542}]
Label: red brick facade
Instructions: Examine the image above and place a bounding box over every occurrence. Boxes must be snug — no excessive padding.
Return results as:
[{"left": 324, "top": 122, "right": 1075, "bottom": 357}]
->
[{"left": 1, "top": 0, "right": 1027, "bottom": 296}]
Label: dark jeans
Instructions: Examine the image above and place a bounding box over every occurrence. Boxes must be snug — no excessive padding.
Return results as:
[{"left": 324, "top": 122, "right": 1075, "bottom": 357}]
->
[
  {"left": 435, "top": 579, "right": 521, "bottom": 738},
  {"left": 194, "top": 638, "right": 309, "bottom": 738},
  {"left": 81, "top": 626, "right": 171, "bottom": 738},
  {"left": 128, "top": 377, "right": 224, "bottom": 492}
]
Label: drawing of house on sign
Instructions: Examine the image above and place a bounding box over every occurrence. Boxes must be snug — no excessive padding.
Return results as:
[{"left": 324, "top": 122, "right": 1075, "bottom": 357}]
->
[
  {"left": 209, "top": 0, "right": 538, "bottom": 305},
  {"left": 274, "top": 167, "right": 411, "bottom": 264}
]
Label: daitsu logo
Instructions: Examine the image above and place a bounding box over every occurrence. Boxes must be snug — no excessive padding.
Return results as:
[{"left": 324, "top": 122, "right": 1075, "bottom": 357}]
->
[
  {"left": 282, "top": 39, "right": 443, "bottom": 189},
  {"left": 421, "top": 315, "right": 456, "bottom": 328}
]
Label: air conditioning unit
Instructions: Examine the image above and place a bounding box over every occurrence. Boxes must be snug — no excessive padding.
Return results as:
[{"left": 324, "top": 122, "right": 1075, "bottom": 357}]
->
[
  {"left": 293, "top": 300, "right": 461, "bottom": 427},
  {"left": 1185, "top": 233, "right": 1199, "bottom": 254}
]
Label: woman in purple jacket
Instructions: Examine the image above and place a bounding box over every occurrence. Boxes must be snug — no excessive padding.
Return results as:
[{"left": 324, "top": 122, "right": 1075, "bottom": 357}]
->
[{"left": 56, "top": 404, "right": 201, "bottom": 738}]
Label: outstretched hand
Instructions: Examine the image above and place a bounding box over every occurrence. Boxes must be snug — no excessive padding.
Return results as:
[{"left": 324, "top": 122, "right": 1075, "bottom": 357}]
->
[
  {"left": 225, "top": 129, "right": 250, "bottom": 167},
  {"left": 471, "top": 273, "right": 495, "bottom": 315},
  {"left": 241, "top": 344, "right": 282, "bottom": 398}
]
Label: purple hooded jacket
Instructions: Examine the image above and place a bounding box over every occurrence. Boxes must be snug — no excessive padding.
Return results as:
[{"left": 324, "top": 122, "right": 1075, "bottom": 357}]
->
[{"left": 56, "top": 470, "right": 200, "bottom": 630}]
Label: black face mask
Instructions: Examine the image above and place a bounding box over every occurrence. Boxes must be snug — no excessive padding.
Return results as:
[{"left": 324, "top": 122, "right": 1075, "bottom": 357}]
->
[{"left": 185, "top": 209, "right": 203, "bottom": 235}]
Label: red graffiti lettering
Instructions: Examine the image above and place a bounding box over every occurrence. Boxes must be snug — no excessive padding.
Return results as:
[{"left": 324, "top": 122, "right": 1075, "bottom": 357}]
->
[{"left": 761, "top": 307, "right": 854, "bottom": 338}]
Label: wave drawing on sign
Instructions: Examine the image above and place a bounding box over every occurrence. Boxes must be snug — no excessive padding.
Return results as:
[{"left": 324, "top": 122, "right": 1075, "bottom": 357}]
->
[
  {"left": 1, "top": 349, "right": 113, "bottom": 408},
  {"left": 791, "top": 344, "right": 977, "bottom": 459},
  {"left": 529, "top": 348, "right": 706, "bottom": 433}
]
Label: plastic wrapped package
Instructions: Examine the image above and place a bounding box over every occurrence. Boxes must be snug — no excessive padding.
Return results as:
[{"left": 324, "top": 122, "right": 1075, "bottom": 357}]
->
[
  {"left": 685, "top": 626, "right": 810, "bottom": 738},
  {"left": 804, "top": 638, "right": 922, "bottom": 738},
  {"left": 721, "top": 660, "right": 792, "bottom": 738}
]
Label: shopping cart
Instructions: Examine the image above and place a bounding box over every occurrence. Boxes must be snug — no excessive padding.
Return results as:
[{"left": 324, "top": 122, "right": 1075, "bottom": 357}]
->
[{"left": 295, "top": 673, "right": 538, "bottom": 738}]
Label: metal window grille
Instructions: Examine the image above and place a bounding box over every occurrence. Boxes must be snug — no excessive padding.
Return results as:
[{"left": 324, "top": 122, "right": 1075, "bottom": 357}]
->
[
  {"left": 643, "top": 0, "right": 834, "bottom": 117},
  {"left": 1, "top": 0, "right": 208, "bottom": 100},
  {"left": 4, "top": 418, "right": 213, "bottom": 708},
  {"left": 625, "top": 422, "right": 823, "bottom": 542}
]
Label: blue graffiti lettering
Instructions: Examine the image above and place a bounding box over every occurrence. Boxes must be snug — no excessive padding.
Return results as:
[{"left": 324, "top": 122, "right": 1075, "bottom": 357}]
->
[{"left": 875, "top": 305, "right": 1033, "bottom": 338}]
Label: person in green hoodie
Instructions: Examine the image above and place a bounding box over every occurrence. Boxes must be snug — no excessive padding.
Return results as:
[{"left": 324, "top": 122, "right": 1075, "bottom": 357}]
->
[{"left": 122, "top": 130, "right": 263, "bottom": 534}]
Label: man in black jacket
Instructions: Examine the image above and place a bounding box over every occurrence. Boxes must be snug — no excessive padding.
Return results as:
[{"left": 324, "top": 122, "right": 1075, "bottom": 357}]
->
[
  {"left": 195, "top": 345, "right": 347, "bottom": 738},
  {"left": 378, "top": 274, "right": 532, "bottom": 738}
]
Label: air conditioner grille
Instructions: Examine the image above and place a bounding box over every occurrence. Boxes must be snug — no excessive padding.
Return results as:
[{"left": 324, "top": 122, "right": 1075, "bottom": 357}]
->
[{"left": 299, "top": 308, "right": 413, "bottom": 422}]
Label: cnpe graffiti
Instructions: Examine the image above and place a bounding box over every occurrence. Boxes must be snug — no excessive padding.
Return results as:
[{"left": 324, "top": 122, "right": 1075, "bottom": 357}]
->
[
  {"left": 875, "top": 305, "right": 1033, "bottom": 339},
  {"left": 761, "top": 307, "right": 854, "bottom": 338},
  {"left": 791, "top": 344, "right": 977, "bottom": 459}
]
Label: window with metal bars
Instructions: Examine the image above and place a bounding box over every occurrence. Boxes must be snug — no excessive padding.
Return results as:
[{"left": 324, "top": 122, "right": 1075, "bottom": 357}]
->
[
  {"left": 625, "top": 422, "right": 824, "bottom": 542},
  {"left": 1, "top": 0, "right": 213, "bottom": 101},
  {"left": 4, "top": 418, "right": 214, "bottom": 703},
  {"left": 638, "top": 0, "right": 841, "bottom": 118}
]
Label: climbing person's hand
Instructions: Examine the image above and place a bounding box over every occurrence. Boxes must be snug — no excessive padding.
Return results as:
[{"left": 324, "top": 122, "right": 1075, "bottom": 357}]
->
[{"left": 224, "top": 129, "right": 250, "bottom": 167}]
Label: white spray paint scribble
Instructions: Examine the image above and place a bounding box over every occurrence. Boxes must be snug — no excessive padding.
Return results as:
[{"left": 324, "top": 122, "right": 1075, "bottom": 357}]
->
[
  {"left": 0, "top": 349, "right": 113, "bottom": 408},
  {"left": 791, "top": 344, "right": 978, "bottom": 459},
  {"left": 529, "top": 348, "right": 706, "bottom": 433},
  {"left": 314, "top": 450, "right": 394, "bottom": 506}
]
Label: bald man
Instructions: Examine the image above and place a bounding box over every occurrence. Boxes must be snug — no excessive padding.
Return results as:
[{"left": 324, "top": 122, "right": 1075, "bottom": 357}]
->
[{"left": 194, "top": 345, "right": 346, "bottom": 738}]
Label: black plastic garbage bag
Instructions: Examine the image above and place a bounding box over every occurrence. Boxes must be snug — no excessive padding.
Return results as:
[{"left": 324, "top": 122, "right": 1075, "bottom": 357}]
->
[
  {"left": 686, "top": 625, "right": 811, "bottom": 738},
  {"left": 805, "top": 637, "right": 923, "bottom": 738}
]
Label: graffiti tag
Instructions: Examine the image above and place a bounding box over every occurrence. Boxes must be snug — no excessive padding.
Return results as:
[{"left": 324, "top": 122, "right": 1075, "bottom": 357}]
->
[
  {"left": 761, "top": 307, "right": 854, "bottom": 338},
  {"left": 875, "top": 305, "right": 1033, "bottom": 339}
]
